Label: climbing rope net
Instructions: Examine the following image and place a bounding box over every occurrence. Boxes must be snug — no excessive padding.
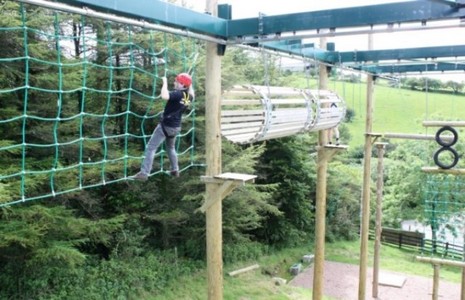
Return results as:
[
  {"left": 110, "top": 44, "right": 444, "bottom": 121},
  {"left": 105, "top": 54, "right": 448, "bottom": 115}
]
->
[
  {"left": 0, "top": 1, "right": 199, "bottom": 207},
  {"left": 423, "top": 173, "right": 465, "bottom": 259}
]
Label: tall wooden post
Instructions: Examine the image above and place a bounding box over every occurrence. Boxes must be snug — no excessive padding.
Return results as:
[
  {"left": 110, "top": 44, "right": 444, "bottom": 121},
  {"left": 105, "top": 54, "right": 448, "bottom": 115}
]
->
[
  {"left": 205, "top": 1, "right": 222, "bottom": 299},
  {"left": 462, "top": 232, "right": 465, "bottom": 300},
  {"left": 433, "top": 264, "right": 440, "bottom": 300},
  {"left": 372, "top": 143, "right": 387, "bottom": 298},
  {"left": 358, "top": 33, "right": 375, "bottom": 300},
  {"left": 312, "top": 35, "right": 329, "bottom": 300}
]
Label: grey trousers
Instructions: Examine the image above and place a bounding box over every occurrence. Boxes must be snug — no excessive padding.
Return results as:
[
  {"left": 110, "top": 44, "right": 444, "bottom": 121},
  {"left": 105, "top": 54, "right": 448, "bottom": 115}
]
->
[{"left": 140, "top": 124, "right": 180, "bottom": 175}]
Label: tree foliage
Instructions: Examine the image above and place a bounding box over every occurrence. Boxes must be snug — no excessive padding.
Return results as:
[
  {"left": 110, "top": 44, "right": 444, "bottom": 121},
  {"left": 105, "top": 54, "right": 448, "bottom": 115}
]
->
[
  {"left": 3, "top": 1, "right": 456, "bottom": 298},
  {"left": 252, "top": 136, "right": 317, "bottom": 246}
]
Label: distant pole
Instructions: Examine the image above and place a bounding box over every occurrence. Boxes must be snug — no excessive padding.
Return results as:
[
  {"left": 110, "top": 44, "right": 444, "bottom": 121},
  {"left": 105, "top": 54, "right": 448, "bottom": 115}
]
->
[
  {"left": 433, "top": 264, "right": 440, "bottom": 300},
  {"left": 372, "top": 142, "right": 387, "bottom": 298},
  {"left": 461, "top": 232, "right": 465, "bottom": 300},
  {"left": 358, "top": 32, "right": 375, "bottom": 300},
  {"left": 462, "top": 269, "right": 465, "bottom": 300},
  {"left": 205, "top": 1, "right": 223, "bottom": 300},
  {"left": 313, "top": 33, "right": 329, "bottom": 300}
]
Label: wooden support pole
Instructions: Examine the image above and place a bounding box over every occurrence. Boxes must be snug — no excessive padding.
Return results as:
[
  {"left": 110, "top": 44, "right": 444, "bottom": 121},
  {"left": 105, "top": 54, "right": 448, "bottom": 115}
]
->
[
  {"left": 416, "top": 256, "right": 465, "bottom": 300},
  {"left": 462, "top": 267, "right": 465, "bottom": 300},
  {"left": 313, "top": 147, "right": 328, "bottom": 300},
  {"left": 205, "top": 1, "right": 222, "bottom": 299},
  {"left": 372, "top": 142, "right": 387, "bottom": 298},
  {"left": 359, "top": 31, "right": 375, "bottom": 300},
  {"left": 462, "top": 230, "right": 465, "bottom": 300},
  {"left": 433, "top": 264, "right": 440, "bottom": 300},
  {"left": 312, "top": 33, "right": 329, "bottom": 300}
]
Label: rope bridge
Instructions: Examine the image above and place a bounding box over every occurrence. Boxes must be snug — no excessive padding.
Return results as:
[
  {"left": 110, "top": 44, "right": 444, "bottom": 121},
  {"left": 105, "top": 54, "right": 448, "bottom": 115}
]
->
[{"left": 0, "top": 1, "right": 199, "bottom": 207}]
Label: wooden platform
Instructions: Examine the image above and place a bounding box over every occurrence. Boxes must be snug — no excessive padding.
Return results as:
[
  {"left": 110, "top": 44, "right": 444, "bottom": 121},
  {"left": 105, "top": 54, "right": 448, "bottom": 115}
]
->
[
  {"left": 201, "top": 172, "right": 257, "bottom": 184},
  {"left": 199, "top": 172, "right": 257, "bottom": 213},
  {"left": 214, "top": 172, "right": 257, "bottom": 182},
  {"left": 324, "top": 144, "right": 348, "bottom": 150},
  {"left": 379, "top": 272, "right": 407, "bottom": 288}
]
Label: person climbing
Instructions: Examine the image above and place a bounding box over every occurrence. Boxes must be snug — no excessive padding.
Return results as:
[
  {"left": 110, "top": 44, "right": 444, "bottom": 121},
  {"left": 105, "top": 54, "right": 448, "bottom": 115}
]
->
[
  {"left": 133, "top": 73, "right": 194, "bottom": 180},
  {"left": 327, "top": 102, "right": 340, "bottom": 146}
]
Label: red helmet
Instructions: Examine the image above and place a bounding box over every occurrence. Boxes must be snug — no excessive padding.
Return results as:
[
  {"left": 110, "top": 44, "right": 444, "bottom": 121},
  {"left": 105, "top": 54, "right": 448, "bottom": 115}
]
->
[{"left": 175, "top": 73, "right": 192, "bottom": 87}]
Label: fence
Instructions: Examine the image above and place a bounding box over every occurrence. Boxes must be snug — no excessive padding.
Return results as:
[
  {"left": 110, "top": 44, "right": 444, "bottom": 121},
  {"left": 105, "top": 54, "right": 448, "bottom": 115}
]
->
[{"left": 369, "top": 228, "right": 464, "bottom": 261}]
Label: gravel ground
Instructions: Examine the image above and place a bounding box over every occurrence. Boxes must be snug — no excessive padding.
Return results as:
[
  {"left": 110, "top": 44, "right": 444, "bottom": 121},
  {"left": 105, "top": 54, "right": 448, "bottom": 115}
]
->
[{"left": 289, "top": 261, "right": 462, "bottom": 299}]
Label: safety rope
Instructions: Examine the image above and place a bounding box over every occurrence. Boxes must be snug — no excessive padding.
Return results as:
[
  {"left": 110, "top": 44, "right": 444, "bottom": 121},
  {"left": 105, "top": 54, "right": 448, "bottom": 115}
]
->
[{"left": 0, "top": 1, "right": 200, "bottom": 207}]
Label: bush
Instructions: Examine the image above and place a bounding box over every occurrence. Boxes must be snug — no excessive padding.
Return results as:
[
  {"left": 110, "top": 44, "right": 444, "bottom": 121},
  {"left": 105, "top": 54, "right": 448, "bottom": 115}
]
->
[
  {"left": 223, "top": 241, "right": 268, "bottom": 264},
  {"left": 0, "top": 251, "right": 202, "bottom": 300},
  {"left": 344, "top": 108, "right": 355, "bottom": 123}
]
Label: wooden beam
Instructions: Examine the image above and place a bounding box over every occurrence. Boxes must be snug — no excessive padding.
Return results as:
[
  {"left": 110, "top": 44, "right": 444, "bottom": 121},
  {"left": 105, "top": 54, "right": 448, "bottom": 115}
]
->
[
  {"left": 384, "top": 133, "right": 437, "bottom": 140},
  {"left": 199, "top": 181, "right": 236, "bottom": 213},
  {"left": 422, "top": 167, "right": 465, "bottom": 175},
  {"left": 423, "top": 121, "right": 465, "bottom": 127},
  {"left": 228, "top": 264, "right": 260, "bottom": 277},
  {"left": 416, "top": 256, "right": 465, "bottom": 268},
  {"left": 366, "top": 132, "right": 383, "bottom": 137},
  {"left": 366, "top": 132, "right": 454, "bottom": 141}
]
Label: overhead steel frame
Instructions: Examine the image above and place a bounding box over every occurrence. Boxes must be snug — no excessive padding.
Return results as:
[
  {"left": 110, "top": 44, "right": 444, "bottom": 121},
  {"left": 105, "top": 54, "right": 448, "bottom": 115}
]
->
[
  {"left": 42, "top": 0, "right": 465, "bottom": 75},
  {"left": 21, "top": 1, "right": 465, "bottom": 300}
]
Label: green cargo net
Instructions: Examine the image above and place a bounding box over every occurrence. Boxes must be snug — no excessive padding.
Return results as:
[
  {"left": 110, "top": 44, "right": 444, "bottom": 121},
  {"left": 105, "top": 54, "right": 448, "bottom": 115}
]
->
[
  {"left": 423, "top": 173, "right": 465, "bottom": 260},
  {"left": 0, "top": 1, "right": 200, "bottom": 207}
]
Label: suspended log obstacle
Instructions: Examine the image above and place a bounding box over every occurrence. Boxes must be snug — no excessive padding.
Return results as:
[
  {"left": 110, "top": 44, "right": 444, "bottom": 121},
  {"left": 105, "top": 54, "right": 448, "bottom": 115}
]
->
[{"left": 221, "top": 85, "right": 346, "bottom": 144}]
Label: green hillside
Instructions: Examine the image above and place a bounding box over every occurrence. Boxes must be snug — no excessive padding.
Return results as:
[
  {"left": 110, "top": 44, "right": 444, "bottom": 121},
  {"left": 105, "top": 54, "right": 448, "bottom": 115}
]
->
[{"left": 331, "top": 80, "right": 465, "bottom": 147}]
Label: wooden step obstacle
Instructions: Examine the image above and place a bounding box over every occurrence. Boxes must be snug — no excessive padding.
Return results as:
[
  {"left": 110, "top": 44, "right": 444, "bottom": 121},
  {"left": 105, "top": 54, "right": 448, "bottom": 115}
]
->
[{"left": 221, "top": 85, "right": 346, "bottom": 144}]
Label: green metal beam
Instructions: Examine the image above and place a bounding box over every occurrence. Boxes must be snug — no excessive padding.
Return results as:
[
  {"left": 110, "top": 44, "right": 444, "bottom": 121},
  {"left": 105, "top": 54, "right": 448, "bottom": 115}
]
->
[
  {"left": 260, "top": 41, "right": 328, "bottom": 60},
  {"left": 56, "top": 0, "right": 465, "bottom": 75},
  {"left": 227, "top": 1, "right": 465, "bottom": 38},
  {"left": 333, "top": 45, "right": 465, "bottom": 63},
  {"left": 62, "top": 0, "right": 227, "bottom": 36},
  {"left": 258, "top": 44, "right": 465, "bottom": 64},
  {"left": 355, "top": 62, "right": 465, "bottom": 74}
]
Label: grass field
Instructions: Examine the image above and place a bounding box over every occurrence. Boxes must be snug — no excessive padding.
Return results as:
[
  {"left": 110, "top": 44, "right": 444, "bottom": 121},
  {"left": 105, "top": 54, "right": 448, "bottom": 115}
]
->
[
  {"left": 332, "top": 80, "right": 465, "bottom": 147},
  {"left": 291, "top": 76, "right": 465, "bottom": 147},
  {"left": 152, "top": 240, "right": 462, "bottom": 299}
]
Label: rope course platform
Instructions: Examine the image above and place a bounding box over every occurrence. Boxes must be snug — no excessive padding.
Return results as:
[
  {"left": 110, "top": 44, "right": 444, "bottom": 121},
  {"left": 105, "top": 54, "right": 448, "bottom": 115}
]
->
[
  {"left": 221, "top": 85, "right": 345, "bottom": 144},
  {"left": 199, "top": 172, "right": 257, "bottom": 213}
]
